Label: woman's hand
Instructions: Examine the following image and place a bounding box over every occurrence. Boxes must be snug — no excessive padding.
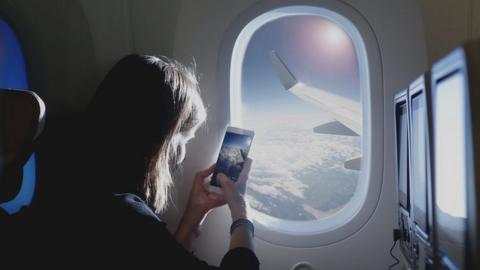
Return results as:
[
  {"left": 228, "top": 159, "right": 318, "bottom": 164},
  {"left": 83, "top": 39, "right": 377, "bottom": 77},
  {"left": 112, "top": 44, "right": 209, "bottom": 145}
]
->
[
  {"left": 185, "top": 164, "right": 227, "bottom": 222},
  {"left": 217, "top": 158, "right": 253, "bottom": 221},
  {"left": 175, "top": 164, "right": 226, "bottom": 250}
]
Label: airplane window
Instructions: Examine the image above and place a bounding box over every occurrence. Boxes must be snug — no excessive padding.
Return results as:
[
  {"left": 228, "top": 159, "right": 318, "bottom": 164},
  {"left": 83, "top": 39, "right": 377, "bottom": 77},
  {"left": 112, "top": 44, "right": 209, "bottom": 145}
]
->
[
  {"left": 237, "top": 15, "right": 362, "bottom": 222},
  {"left": 0, "top": 17, "right": 37, "bottom": 214}
]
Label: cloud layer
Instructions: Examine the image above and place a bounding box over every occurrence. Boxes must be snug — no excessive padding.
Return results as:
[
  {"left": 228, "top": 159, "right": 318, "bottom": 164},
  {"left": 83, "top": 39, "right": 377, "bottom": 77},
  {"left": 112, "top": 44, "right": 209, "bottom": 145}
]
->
[{"left": 243, "top": 113, "right": 361, "bottom": 221}]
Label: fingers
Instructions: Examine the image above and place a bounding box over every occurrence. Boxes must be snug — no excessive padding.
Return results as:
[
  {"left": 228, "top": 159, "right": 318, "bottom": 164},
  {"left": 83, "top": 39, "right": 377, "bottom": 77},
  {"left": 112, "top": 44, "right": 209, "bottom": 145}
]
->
[
  {"left": 207, "top": 193, "right": 226, "bottom": 207},
  {"left": 217, "top": 173, "right": 247, "bottom": 219},
  {"left": 217, "top": 173, "right": 234, "bottom": 197},
  {"left": 196, "top": 163, "right": 216, "bottom": 178},
  {"left": 237, "top": 158, "right": 253, "bottom": 186},
  {"left": 207, "top": 192, "right": 224, "bottom": 201},
  {"left": 217, "top": 173, "right": 233, "bottom": 189}
]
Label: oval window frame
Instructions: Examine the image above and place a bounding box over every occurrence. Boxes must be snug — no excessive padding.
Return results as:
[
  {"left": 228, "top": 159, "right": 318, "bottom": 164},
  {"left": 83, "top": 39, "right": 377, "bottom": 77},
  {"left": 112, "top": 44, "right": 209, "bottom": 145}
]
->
[{"left": 217, "top": 1, "right": 383, "bottom": 247}]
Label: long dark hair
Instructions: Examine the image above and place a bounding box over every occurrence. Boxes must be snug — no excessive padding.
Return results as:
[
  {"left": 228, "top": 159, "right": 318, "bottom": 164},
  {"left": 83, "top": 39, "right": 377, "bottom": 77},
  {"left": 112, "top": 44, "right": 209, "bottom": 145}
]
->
[{"left": 82, "top": 54, "right": 205, "bottom": 213}]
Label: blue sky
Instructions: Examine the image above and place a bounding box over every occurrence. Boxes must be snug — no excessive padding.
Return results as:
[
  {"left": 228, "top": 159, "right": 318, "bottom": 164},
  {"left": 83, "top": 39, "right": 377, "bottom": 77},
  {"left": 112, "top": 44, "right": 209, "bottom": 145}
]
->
[{"left": 241, "top": 15, "right": 359, "bottom": 116}]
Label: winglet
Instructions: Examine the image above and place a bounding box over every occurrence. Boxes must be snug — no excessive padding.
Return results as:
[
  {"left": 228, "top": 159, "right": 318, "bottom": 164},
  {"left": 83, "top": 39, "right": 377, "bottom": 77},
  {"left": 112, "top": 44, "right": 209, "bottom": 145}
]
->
[
  {"left": 269, "top": 51, "right": 298, "bottom": 90},
  {"left": 313, "top": 121, "right": 359, "bottom": 137},
  {"left": 344, "top": 157, "right": 361, "bottom": 171}
]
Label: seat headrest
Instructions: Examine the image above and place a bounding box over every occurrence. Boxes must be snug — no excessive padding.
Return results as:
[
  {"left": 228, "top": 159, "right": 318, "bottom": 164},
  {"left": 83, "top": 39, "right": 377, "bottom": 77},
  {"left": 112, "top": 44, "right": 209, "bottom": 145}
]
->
[{"left": 0, "top": 89, "right": 45, "bottom": 202}]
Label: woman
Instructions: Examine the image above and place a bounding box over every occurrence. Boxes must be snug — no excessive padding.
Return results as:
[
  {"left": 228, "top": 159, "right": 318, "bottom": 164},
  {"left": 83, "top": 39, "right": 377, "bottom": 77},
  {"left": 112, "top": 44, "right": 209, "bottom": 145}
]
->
[{"left": 77, "top": 54, "right": 259, "bottom": 269}]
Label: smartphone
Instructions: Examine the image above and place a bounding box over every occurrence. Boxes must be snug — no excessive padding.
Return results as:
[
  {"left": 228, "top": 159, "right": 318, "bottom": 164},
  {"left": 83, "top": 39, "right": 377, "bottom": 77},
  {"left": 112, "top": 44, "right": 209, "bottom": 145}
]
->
[{"left": 209, "top": 126, "right": 254, "bottom": 193}]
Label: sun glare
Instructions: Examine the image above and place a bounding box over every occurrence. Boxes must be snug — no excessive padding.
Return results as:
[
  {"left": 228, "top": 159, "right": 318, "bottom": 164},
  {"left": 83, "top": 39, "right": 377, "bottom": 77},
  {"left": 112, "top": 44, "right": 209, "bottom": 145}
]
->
[{"left": 323, "top": 23, "right": 349, "bottom": 47}]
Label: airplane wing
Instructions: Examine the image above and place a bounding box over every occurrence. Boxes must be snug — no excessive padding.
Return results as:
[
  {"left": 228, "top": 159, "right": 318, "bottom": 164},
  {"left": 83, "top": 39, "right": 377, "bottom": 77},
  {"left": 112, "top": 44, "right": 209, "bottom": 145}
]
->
[
  {"left": 269, "top": 51, "right": 362, "bottom": 135},
  {"left": 270, "top": 51, "right": 362, "bottom": 171}
]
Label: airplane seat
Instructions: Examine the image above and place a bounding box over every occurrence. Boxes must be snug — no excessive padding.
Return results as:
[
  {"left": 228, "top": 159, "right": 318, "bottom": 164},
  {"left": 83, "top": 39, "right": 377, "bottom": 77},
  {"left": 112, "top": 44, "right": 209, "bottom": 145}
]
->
[{"left": 0, "top": 88, "right": 45, "bottom": 214}]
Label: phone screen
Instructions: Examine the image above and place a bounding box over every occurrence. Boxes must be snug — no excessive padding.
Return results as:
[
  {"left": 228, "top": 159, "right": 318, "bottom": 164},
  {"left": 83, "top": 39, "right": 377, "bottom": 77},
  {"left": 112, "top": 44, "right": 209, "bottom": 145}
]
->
[{"left": 210, "top": 129, "right": 253, "bottom": 187}]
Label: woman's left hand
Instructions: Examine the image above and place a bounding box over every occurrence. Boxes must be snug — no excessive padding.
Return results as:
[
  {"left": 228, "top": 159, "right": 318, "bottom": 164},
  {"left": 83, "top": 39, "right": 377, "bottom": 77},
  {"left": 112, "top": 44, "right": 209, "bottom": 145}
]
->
[{"left": 175, "top": 164, "right": 226, "bottom": 249}]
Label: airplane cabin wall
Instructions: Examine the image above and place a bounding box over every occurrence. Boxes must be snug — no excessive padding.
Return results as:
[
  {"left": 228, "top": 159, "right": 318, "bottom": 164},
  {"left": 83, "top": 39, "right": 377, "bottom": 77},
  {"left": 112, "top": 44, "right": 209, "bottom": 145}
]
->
[
  {"left": 419, "top": 0, "right": 480, "bottom": 65},
  {"left": 79, "top": 0, "right": 182, "bottom": 82}
]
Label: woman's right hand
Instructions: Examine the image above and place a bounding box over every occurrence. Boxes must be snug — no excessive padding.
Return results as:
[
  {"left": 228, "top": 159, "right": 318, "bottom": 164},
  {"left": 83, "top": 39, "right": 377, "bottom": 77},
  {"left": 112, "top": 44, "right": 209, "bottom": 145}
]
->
[{"left": 217, "top": 158, "right": 253, "bottom": 221}]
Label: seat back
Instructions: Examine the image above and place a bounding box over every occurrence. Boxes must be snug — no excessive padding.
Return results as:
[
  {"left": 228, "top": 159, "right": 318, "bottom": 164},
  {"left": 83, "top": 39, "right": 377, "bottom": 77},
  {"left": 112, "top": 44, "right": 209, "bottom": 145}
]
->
[{"left": 0, "top": 89, "right": 45, "bottom": 203}]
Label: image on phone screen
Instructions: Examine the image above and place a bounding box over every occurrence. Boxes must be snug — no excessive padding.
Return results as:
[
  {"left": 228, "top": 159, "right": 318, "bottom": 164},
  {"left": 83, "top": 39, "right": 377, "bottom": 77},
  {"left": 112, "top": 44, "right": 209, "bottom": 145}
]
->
[{"left": 211, "top": 129, "right": 253, "bottom": 187}]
